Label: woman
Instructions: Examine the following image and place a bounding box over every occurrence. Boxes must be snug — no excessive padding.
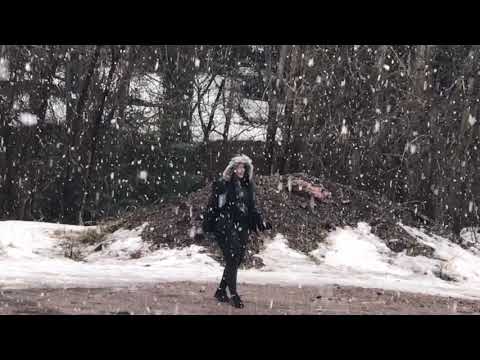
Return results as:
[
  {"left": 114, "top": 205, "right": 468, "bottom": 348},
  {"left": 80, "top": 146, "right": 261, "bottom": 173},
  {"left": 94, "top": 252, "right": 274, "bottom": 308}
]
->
[{"left": 202, "top": 154, "right": 271, "bottom": 308}]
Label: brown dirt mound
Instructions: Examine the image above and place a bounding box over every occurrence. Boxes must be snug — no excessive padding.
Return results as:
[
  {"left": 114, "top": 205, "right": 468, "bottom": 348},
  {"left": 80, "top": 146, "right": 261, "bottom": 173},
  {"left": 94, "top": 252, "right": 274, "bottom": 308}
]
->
[{"left": 117, "top": 173, "right": 444, "bottom": 269}]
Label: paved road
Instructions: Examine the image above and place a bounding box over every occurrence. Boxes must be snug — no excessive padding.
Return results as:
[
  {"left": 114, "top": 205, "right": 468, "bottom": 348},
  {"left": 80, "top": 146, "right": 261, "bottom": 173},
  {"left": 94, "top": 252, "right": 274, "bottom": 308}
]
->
[{"left": 1, "top": 282, "right": 479, "bottom": 315}]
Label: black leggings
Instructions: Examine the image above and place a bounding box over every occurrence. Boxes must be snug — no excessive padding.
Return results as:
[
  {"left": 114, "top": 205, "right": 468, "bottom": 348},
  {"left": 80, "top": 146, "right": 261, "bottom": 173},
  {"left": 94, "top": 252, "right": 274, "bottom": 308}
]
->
[{"left": 215, "top": 228, "right": 249, "bottom": 295}]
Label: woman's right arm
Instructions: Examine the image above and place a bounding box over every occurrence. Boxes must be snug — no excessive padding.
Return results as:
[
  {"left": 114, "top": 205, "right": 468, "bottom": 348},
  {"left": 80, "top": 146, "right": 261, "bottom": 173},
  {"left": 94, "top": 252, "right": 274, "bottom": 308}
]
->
[{"left": 214, "top": 178, "right": 228, "bottom": 209}]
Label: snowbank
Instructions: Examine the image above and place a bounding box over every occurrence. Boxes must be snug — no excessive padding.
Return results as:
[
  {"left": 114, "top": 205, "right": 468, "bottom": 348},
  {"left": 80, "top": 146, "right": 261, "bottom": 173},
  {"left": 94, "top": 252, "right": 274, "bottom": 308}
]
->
[{"left": 2, "top": 220, "right": 480, "bottom": 300}]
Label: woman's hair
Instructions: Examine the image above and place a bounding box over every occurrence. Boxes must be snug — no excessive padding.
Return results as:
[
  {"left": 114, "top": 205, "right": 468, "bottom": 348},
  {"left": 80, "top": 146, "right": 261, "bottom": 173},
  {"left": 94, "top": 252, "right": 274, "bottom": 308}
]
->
[{"left": 222, "top": 154, "right": 254, "bottom": 182}]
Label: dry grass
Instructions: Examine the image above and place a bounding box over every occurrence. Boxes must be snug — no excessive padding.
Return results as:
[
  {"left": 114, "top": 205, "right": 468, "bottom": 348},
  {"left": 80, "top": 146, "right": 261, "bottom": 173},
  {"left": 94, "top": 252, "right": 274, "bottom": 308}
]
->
[{"left": 53, "top": 220, "right": 124, "bottom": 261}]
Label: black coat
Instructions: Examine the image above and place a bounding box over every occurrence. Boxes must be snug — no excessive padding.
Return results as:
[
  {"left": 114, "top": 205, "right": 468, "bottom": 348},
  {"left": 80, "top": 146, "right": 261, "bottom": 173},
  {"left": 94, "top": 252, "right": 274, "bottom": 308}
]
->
[{"left": 202, "top": 176, "right": 264, "bottom": 236}]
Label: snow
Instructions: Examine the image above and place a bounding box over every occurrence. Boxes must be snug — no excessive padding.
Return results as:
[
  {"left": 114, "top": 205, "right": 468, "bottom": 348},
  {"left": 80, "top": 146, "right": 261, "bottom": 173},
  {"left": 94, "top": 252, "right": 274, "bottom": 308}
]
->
[
  {"left": 409, "top": 143, "right": 417, "bottom": 154},
  {"left": 0, "top": 221, "right": 220, "bottom": 289},
  {"left": 0, "top": 57, "right": 9, "bottom": 81},
  {"left": 191, "top": 74, "right": 269, "bottom": 142},
  {"left": 138, "top": 170, "right": 148, "bottom": 181},
  {"left": 312, "top": 223, "right": 408, "bottom": 276},
  {"left": 468, "top": 114, "right": 477, "bottom": 126},
  {"left": 18, "top": 112, "right": 38, "bottom": 127},
  {"left": 84, "top": 224, "right": 150, "bottom": 261},
  {"left": 2, "top": 220, "right": 480, "bottom": 300},
  {"left": 268, "top": 223, "right": 480, "bottom": 300},
  {"left": 461, "top": 227, "right": 480, "bottom": 245}
]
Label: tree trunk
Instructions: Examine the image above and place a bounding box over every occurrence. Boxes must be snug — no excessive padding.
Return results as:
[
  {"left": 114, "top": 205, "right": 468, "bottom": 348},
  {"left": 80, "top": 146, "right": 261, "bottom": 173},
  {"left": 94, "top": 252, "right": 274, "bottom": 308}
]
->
[
  {"left": 0, "top": 53, "right": 19, "bottom": 218},
  {"left": 61, "top": 46, "right": 101, "bottom": 224},
  {"left": 221, "top": 77, "right": 236, "bottom": 156},
  {"left": 78, "top": 46, "right": 118, "bottom": 224},
  {"left": 116, "top": 45, "right": 136, "bottom": 127},
  {"left": 265, "top": 45, "right": 289, "bottom": 174},
  {"left": 278, "top": 45, "right": 300, "bottom": 174}
]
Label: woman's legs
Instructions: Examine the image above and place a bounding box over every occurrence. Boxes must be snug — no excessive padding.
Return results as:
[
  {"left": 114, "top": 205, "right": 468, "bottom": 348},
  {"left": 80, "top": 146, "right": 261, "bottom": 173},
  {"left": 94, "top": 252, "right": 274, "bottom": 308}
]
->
[
  {"left": 214, "top": 232, "right": 229, "bottom": 301},
  {"left": 225, "top": 230, "right": 248, "bottom": 294},
  {"left": 215, "top": 229, "right": 249, "bottom": 307}
]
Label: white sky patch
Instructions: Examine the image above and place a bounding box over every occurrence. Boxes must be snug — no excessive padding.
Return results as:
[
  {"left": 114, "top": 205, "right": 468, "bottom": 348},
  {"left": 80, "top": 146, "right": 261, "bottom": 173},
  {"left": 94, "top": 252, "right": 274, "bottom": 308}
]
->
[
  {"left": 18, "top": 112, "right": 38, "bottom": 127},
  {"left": 374, "top": 120, "right": 380, "bottom": 133},
  {"left": 383, "top": 64, "right": 390, "bottom": 71},
  {"left": 129, "top": 73, "right": 164, "bottom": 123},
  {"left": 191, "top": 74, "right": 269, "bottom": 142},
  {"left": 194, "top": 58, "right": 200, "bottom": 68},
  {"left": 308, "top": 58, "right": 314, "bottom": 67}
]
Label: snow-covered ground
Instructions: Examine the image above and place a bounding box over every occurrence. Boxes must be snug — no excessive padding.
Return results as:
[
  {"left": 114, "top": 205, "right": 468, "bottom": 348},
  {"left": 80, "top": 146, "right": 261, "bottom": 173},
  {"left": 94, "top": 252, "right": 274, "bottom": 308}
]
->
[{"left": 1, "top": 220, "right": 480, "bottom": 300}]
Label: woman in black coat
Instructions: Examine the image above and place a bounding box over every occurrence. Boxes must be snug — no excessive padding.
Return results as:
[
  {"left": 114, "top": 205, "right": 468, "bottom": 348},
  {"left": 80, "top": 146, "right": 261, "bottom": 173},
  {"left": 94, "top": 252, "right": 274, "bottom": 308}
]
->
[{"left": 202, "top": 154, "right": 271, "bottom": 308}]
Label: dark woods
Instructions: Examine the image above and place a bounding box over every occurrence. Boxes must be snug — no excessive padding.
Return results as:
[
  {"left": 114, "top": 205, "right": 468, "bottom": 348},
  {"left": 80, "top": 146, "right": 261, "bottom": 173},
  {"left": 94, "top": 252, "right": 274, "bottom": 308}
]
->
[{"left": 0, "top": 45, "right": 478, "bottom": 234}]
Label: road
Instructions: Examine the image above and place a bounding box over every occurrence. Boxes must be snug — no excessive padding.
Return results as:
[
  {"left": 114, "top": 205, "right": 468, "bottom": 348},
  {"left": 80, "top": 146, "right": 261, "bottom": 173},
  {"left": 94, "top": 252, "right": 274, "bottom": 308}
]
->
[{"left": 1, "top": 281, "right": 479, "bottom": 315}]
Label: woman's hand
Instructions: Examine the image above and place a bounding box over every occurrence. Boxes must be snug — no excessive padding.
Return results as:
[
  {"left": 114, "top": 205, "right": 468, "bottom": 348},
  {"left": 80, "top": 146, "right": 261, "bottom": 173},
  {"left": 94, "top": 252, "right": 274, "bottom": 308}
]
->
[
  {"left": 214, "top": 178, "right": 227, "bottom": 194},
  {"left": 257, "top": 220, "right": 272, "bottom": 232}
]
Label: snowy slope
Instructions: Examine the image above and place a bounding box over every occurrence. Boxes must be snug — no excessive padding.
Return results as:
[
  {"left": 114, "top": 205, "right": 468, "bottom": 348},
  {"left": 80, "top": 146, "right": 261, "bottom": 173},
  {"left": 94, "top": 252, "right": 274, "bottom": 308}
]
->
[{"left": 1, "top": 220, "right": 480, "bottom": 300}]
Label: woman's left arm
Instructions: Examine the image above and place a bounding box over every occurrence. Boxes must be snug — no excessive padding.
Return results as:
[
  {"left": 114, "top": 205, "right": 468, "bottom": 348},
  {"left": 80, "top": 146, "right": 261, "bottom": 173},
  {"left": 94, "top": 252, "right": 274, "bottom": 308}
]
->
[{"left": 248, "top": 181, "right": 271, "bottom": 232}]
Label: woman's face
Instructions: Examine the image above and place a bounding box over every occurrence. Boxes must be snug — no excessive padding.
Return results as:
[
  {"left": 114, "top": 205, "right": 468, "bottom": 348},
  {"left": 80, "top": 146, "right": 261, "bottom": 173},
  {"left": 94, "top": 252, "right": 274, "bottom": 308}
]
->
[{"left": 234, "top": 163, "right": 246, "bottom": 179}]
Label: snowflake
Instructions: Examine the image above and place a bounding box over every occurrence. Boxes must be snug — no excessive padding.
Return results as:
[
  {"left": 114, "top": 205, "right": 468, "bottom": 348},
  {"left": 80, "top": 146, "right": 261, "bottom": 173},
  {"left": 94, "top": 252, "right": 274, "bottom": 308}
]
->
[
  {"left": 138, "top": 170, "right": 148, "bottom": 181},
  {"left": 18, "top": 112, "right": 38, "bottom": 126}
]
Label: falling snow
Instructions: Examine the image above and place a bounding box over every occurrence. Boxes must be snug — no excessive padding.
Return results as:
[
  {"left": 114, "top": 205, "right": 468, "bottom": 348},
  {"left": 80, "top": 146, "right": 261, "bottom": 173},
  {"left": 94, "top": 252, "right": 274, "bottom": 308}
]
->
[
  {"left": 0, "top": 57, "right": 9, "bottom": 81},
  {"left": 409, "top": 144, "right": 417, "bottom": 155},
  {"left": 138, "top": 170, "right": 148, "bottom": 181},
  {"left": 468, "top": 114, "right": 477, "bottom": 126},
  {"left": 18, "top": 112, "right": 38, "bottom": 127}
]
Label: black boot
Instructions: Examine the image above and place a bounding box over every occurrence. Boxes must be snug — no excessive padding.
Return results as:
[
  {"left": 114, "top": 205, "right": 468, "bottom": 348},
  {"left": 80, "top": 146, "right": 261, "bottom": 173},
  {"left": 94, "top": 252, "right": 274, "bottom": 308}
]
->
[
  {"left": 230, "top": 294, "right": 244, "bottom": 309},
  {"left": 214, "top": 288, "right": 229, "bottom": 303}
]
